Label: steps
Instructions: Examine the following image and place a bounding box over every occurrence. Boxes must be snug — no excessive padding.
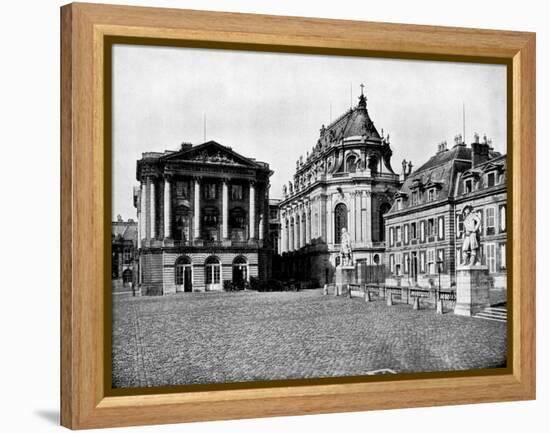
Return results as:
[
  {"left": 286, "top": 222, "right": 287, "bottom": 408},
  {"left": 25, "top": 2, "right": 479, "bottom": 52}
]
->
[{"left": 474, "top": 306, "right": 507, "bottom": 323}]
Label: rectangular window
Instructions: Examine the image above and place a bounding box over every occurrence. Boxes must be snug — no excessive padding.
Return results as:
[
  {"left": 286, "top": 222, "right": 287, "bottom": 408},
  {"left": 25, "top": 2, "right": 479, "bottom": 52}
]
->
[
  {"left": 403, "top": 253, "right": 409, "bottom": 274},
  {"left": 487, "top": 172, "right": 496, "bottom": 187},
  {"left": 231, "top": 184, "right": 243, "bottom": 200},
  {"left": 486, "top": 207, "right": 496, "bottom": 236},
  {"left": 437, "top": 249, "right": 445, "bottom": 273},
  {"left": 427, "top": 218, "right": 435, "bottom": 237},
  {"left": 419, "top": 251, "right": 426, "bottom": 273},
  {"left": 465, "top": 179, "right": 472, "bottom": 193},
  {"left": 456, "top": 212, "right": 464, "bottom": 238},
  {"left": 499, "top": 205, "right": 506, "bottom": 233},
  {"left": 204, "top": 183, "right": 217, "bottom": 199},
  {"left": 420, "top": 221, "right": 426, "bottom": 243},
  {"left": 499, "top": 243, "right": 507, "bottom": 270},
  {"left": 395, "top": 253, "right": 402, "bottom": 276},
  {"left": 427, "top": 249, "right": 435, "bottom": 274},
  {"left": 389, "top": 227, "right": 395, "bottom": 246},
  {"left": 411, "top": 222, "right": 417, "bottom": 239},
  {"left": 396, "top": 226, "right": 402, "bottom": 243},
  {"left": 404, "top": 224, "right": 409, "bottom": 244},
  {"left": 438, "top": 216, "right": 445, "bottom": 240},
  {"left": 428, "top": 189, "right": 435, "bottom": 201},
  {"left": 389, "top": 254, "right": 395, "bottom": 274},
  {"left": 486, "top": 243, "right": 496, "bottom": 273}
]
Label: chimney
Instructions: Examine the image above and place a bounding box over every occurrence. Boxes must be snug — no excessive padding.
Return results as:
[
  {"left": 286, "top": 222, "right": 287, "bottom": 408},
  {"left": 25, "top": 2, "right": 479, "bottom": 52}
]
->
[
  {"left": 180, "top": 142, "right": 193, "bottom": 151},
  {"left": 471, "top": 134, "right": 490, "bottom": 167}
]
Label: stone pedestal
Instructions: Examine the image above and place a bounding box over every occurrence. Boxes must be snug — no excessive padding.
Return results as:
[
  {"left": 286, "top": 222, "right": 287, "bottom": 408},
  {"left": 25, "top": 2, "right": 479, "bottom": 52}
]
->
[
  {"left": 335, "top": 265, "right": 356, "bottom": 297},
  {"left": 454, "top": 265, "right": 491, "bottom": 316}
]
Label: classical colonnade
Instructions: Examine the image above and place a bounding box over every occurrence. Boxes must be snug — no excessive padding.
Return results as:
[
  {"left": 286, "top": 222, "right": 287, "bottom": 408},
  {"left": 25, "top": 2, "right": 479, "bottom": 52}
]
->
[
  {"left": 279, "top": 190, "right": 373, "bottom": 253},
  {"left": 137, "top": 175, "right": 261, "bottom": 247}
]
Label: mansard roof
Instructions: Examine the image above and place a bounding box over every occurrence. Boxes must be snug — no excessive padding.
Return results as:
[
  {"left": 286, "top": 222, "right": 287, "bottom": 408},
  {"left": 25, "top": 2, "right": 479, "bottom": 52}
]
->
[
  {"left": 387, "top": 141, "right": 506, "bottom": 216},
  {"left": 112, "top": 220, "right": 137, "bottom": 242}
]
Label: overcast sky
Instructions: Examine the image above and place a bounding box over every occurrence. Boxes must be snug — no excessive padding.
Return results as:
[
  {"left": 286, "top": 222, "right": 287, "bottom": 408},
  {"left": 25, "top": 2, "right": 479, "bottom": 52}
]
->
[{"left": 112, "top": 44, "right": 506, "bottom": 220}]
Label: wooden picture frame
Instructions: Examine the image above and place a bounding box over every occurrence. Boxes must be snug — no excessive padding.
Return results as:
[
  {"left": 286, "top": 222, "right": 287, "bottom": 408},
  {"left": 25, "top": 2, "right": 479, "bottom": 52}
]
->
[{"left": 61, "top": 2, "right": 535, "bottom": 429}]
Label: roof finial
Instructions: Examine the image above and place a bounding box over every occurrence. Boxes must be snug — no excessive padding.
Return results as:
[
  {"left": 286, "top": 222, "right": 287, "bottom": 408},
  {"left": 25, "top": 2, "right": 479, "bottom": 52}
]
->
[{"left": 357, "top": 83, "right": 367, "bottom": 109}]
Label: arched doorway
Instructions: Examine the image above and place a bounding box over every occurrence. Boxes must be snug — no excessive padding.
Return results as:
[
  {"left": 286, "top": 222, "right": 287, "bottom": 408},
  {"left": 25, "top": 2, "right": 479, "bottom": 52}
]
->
[
  {"left": 204, "top": 256, "right": 221, "bottom": 291},
  {"left": 122, "top": 269, "right": 133, "bottom": 287},
  {"left": 232, "top": 256, "right": 248, "bottom": 289},
  {"left": 334, "top": 203, "right": 348, "bottom": 244},
  {"left": 175, "top": 256, "right": 193, "bottom": 292},
  {"left": 379, "top": 203, "right": 391, "bottom": 241}
]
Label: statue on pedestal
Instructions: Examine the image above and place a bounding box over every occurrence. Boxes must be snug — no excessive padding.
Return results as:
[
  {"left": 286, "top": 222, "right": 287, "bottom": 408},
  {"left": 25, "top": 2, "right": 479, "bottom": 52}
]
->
[
  {"left": 339, "top": 228, "right": 354, "bottom": 267},
  {"left": 461, "top": 205, "right": 482, "bottom": 266}
]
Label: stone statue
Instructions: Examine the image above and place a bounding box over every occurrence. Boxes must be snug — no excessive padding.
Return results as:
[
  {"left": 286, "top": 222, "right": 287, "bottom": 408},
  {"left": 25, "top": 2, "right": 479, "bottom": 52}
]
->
[
  {"left": 339, "top": 228, "right": 353, "bottom": 267},
  {"left": 461, "top": 205, "right": 482, "bottom": 265}
]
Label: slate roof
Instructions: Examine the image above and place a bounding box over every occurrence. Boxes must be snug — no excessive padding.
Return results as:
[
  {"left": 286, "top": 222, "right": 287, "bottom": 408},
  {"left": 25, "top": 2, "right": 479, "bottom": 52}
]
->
[
  {"left": 112, "top": 221, "right": 137, "bottom": 242},
  {"left": 387, "top": 142, "right": 504, "bottom": 215}
]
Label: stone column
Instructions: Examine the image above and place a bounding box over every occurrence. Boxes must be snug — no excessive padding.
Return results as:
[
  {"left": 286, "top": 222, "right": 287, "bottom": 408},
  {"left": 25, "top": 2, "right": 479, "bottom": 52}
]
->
[
  {"left": 249, "top": 181, "right": 256, "bottom": 239},
  {"left": 350, "top": 192, "right": 356, "bottom": 243},
  {"left": 364, "top": 191, "right": 372, "bottom": 244},
  {"left": 289, "top": 215, "right": 294, "bottom": 252},
  {"left": 222, "top": 179, "right": 229, "bottom": 239},
  {"left": 149, "top": 177, "right": 156, "bottom": 239},
  {"left": 193, "top": 177, "right": 201, "bottom": 240},
  {"left": 327, "top": 195, "right": 334, "bottom": 244},
  {"left": 280, "top": 216, "right": 286, "bottom": 254},
  {"left": 360, "top": 191, "right": 367, "bottom": 243},
  {"left": 139, "top": 182, "right": 146, "bottom": 242},
  {"left": 163, "top": 175, "right": 172, "bottom": 239},
  {"left": 316, "top": 196, "right": 323, "bottom": 238},
  {"left": 259, "top": 214, "right": 264, "bottom": 240},
  {"left": 305, "top": 203, "right": 310, "bottom": 244},
  {"left": 294, "top": 210, "right": 299, "bottom": 250}
]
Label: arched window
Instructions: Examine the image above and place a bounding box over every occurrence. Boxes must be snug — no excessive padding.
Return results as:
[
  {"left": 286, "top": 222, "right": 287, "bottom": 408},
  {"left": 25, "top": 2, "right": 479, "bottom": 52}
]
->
[
  {"left": 175, "top": 256, "right": 193, "bottom": 292},
  {"left": 232, "top": 256, "right": 248, "bottom": 288},
  {"left": 379, "top": 203, "right": 391, "bottom": 241},
  {"left": 205, "top": 256, "right": 221, "bottom": 286},
  {"left": 334, "top": 203, "right": 348, "bottom": 244},
  {"left": 347, "top": 155, "right": 357, "bottom": 173},
  {"left": 368, "top": 155, "right": 379, "bottom": 175}
]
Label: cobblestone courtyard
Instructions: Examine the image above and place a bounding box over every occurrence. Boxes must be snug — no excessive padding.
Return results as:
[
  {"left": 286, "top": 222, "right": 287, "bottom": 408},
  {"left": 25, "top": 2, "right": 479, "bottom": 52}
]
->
[{"left": 112, "top": 290, "right": 507, "bottom": 388}]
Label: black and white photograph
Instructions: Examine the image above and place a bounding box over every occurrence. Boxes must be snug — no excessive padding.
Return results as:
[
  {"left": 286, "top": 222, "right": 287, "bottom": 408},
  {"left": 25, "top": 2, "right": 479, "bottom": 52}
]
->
[{"left": 110, "top": 44, "right": 508, "bottom": 389}]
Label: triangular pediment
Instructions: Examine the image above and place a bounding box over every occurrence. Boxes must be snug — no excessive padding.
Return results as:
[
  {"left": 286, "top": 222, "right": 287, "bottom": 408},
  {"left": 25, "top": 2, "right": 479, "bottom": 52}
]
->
[{"left": 162, "top": 141, "right": 259, "bottom": 168}]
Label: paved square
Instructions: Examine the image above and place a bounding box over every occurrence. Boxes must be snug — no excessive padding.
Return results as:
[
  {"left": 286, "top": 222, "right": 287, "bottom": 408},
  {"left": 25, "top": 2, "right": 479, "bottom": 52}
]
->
[{"left": 112, "top": 290, "right": 507, "bottom": 388}]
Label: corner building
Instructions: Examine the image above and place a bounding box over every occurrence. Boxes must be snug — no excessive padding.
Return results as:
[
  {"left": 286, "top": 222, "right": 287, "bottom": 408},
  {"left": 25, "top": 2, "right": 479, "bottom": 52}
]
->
[
  {"left": 135, "top": 140, "right": 272, "bottom": 295},
  {"left": 278, "top": 91, "right": 401, "bottom": 285}
]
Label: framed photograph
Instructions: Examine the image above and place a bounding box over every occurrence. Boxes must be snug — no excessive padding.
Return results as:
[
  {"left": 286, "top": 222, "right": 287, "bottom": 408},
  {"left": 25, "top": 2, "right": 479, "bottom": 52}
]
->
[{"left": 61, "top": 3, "right": 535, "bottom": 429}]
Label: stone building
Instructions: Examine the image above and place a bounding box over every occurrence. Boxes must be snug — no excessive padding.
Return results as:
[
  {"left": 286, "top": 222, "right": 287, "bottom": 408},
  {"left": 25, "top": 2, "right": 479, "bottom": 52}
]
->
[
  {"left": 384, "top": 134, "right": 507, "bottom": 290},
  {"left": 278, "top": 89, "right": 401, "bottom": 285},
  {"left": 135, "top": 140, "right": 273, "bottom": 295},
  {"left": 111, "top": 215, "right": 137, "bottom": 292}
]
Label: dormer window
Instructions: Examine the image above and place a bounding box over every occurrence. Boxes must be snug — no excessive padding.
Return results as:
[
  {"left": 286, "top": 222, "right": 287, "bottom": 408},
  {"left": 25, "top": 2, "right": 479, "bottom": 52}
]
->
[
  {"left": 487, "top": 171, "right": 496, "bottom": 188},
  {"left": 396, "top": 198, "right": 402, "bottom": 210},
  {"left": 412, "top": 191, "right": 418, "bottom": 205},
  {"left": 464, "top": 179, "right": 473, "bottom": 194},
  {"left": 428, "top": 188, "right": 435, "bottom": 201}
]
